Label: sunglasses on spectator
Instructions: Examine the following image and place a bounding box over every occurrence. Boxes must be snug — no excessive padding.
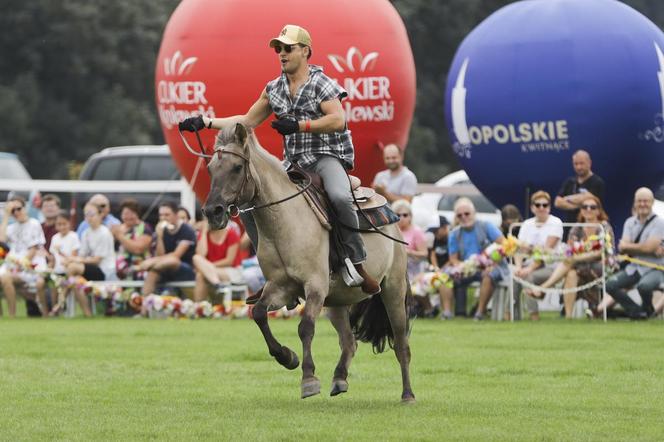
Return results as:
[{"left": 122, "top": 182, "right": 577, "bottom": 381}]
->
[
  {"left": 581, "top": 204, "right": 598, "bottom": 210},
  {"left": 273, "top": 44, "right": 299, "bottom": 54},
  {"left": 11, "top": 206, "right": 24, "bottom": 214},
  {"left": 532, "top": 202, "right": 549, "bottom": 208},
  {"left": 456, "top": 212, "right": 472, "bottom": 218},
  {"left": 97, "top": 204, "right": 107, "bottom": 209},
  {"left": 398, "top": 213, "right": 410, "bottom": 218}
]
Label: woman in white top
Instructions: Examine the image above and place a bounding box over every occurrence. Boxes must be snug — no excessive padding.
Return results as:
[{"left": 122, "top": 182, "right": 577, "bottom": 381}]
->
[
  {"left": 515, "top": 190, "right": 563, "bottom": 320},
  {"left": 65, "top": 203, "right": 116, "bottom": 316}
]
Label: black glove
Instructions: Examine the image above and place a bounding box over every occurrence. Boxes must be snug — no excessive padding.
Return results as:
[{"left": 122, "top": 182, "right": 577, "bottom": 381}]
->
[
  {"left": 271, "top": 118, "right": 299, "bottom": 135},
  {"left": 178, "top": 115, "right": 205, "bottom": 132}
]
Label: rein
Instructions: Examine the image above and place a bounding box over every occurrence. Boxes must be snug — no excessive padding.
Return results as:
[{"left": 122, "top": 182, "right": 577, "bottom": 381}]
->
[{"left": 179, "top": 128, "right": 312, "bottom": 217}]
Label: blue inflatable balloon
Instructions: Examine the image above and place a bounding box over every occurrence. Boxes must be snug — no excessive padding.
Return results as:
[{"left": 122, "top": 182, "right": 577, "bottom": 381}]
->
[{"left": 445, "top": 0, "right": 664, "bottom": 224}]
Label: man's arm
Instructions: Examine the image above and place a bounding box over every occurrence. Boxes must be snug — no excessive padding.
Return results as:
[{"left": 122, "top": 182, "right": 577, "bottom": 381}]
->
[
  {"left": 168, "top": 241, "right": 192, "bottom": 260},
  {"left": 305, "top": 98, "right": 346, "bottom": 133},
  {"left": 619, "top": 236, "right": 662, "bottom": 255},
  {"left": 554, "top": 194, "right": 580, "bottom": 210},
  {"left": 205, "top": 89, "right": 272, "bottom": 130}
]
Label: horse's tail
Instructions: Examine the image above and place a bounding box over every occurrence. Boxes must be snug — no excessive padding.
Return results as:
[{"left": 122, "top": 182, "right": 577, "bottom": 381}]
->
[{"left": 350, "top": 277, "right": 410, "bottom": 354}]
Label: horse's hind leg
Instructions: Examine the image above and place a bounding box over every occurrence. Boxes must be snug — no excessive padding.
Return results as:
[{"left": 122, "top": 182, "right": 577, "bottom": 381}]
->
[
  {"left": 298, "top": 282, "right": 326, "bottom": 399},
  {"left": 328, "top": 306, "right": 356, "bottom": 396},
  {"left": 252, "top": 284, "right": 299, "bottom": 370},
  {"left": 383, "top": 278, "right": 416, "bottom": 403}
]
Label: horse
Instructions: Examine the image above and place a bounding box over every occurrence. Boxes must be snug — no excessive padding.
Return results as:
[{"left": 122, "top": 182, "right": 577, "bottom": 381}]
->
[{"left": 200, "top": 123, "right": 414, "bottom": 403}]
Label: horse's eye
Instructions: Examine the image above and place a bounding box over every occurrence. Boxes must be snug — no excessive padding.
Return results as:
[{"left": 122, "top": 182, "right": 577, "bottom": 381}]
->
[{"left": 232, "top": 164, "right": 243, "bottom": 173}]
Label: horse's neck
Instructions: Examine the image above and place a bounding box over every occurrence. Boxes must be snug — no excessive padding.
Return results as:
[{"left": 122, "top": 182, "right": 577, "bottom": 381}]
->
[{"left": 249, "top": 139, "right": 317, "bottom": 236}]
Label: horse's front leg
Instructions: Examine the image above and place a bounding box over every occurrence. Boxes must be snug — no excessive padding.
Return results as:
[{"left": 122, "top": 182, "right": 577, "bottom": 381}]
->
[
  {"left": 328, "top": 306, "right": 356, "bottom": 396},
  {"left": 298, "top": 280, "right": 327, "bottom": 398},
  {"left": 252, "top": 282, "right": 299, "bottom": 370}
]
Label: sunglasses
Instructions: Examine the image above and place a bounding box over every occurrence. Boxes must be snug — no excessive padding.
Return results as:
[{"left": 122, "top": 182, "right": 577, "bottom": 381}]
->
[
  {"left": 273, "top": 44, "right": 299, "bottom": 54},
  {"left": 97, "top": 204, "right": 107, "bottom": 209},
  {"left": 398, "top": 213, "right": 410, "bottom": 218},
  {"left": 581, "top": 204, "right": 598, "bottom": 210},
  {"left": 533, "top": 202, "right": 549, "bottom": 208},
  {"left": 456, "top": 212, "right": 472, "bottom": 218},
  {"left": 11, "top": 206, "right": 24, "bottom": 214}
]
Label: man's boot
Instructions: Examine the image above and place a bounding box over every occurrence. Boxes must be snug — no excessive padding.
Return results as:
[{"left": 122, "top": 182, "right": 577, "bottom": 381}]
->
[{"left": 354, "top": 264, "right": 381, "bottom": 295}]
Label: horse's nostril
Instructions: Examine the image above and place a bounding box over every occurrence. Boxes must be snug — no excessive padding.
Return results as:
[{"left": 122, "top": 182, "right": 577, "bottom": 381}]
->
[{"left": 212, "top": 205, "right": 225, "bottom": 216}]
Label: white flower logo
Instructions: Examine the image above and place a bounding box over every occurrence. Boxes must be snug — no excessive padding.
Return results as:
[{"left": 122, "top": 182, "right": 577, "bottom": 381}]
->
[
  {"left": 327, "top": 47, "right": 379, "bottom": 73},
  {"left": 164, "top": 50, "right": 198, "bottom": 76}
]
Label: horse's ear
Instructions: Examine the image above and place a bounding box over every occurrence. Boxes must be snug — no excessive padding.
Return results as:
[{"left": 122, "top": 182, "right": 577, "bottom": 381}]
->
[{"left": 234, "top": 123, "right": 248, "bottom": 146}]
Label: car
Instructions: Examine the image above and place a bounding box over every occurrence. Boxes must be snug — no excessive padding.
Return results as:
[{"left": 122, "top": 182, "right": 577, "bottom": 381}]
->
[
  {"left": 77, "top": 145, "right": 183, "bottom": 226},
  {"left": 411, "top": 170, "right": 501, "bottom": 230},
  {"left": 0, "top": 152, "right": 42, "bottom": 222}
]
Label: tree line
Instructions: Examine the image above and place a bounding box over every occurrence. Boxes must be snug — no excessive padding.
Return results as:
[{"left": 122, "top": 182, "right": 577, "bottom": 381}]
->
[{"left": 1, "top": 0, "right": 662, "bottom": 181}]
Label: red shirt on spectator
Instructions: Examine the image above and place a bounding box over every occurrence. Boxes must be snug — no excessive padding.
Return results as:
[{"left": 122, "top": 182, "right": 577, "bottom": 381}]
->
[{"left": 201, "top": 228, "right": 241, "bottom": 266}]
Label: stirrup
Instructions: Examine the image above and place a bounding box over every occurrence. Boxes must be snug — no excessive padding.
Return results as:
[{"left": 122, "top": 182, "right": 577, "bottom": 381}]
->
[{"left": 342, "top": 258, "right": 364, "bottom": 287}]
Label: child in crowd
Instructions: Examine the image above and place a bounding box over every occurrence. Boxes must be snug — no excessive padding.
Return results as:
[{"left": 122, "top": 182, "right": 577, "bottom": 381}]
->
[{"left": 48, "top": 210, "right": 80, "bottom": 315}]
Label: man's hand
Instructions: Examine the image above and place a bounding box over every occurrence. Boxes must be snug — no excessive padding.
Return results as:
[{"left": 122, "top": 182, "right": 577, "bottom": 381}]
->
[
  {"left": 271, "top": 118, "right": 299, "bottom": 135},
  {"left": 178, "top": 116, "right": 205, "bottom": 132},
  {"left": 374, "top": 183, "right": 386, "bottom": 195}
]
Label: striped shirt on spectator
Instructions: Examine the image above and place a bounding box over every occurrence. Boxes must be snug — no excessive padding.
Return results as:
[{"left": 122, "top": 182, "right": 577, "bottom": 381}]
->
[{"left": 266, "top": 65, "right": 354, "bottom": 170}]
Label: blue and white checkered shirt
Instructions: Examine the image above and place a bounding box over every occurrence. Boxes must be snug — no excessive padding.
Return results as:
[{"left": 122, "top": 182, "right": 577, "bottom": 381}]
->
[{"left": 266, "top": 65, "right": 355, "bottom": 170}]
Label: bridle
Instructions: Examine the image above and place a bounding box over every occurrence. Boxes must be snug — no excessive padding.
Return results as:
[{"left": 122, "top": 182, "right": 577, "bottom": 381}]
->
[{"left": 178, "top": 128, "right": 312, "bottom": 217}]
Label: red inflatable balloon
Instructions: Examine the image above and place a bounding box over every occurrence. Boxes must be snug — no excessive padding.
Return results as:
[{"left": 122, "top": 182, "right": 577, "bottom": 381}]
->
[{"left": 155, "top": 0, "right": 415, "bottom": 203}]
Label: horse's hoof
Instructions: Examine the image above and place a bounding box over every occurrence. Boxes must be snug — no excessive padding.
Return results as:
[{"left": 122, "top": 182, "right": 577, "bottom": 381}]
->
[
  {"left": 301, "top": 377, "right": 321, "bottom": 399},
  {"left": 401, "top": 394, "right": 416, "bottom": 405},
  {"left": 274, "top": 346, "right": 299, "bottom": 370},
  {"left": 330, "top": 379, "right": 348, "bottom": 396}
]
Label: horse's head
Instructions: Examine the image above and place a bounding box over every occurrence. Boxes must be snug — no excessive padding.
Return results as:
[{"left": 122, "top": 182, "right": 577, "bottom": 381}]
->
[{"left": 203, "top": 123, "right": 257, "bottom": 229}]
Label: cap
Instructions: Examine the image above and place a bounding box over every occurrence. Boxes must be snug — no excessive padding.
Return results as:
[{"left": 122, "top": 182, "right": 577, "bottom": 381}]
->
[
  {"left": 269, "top": 24, "right": 312, "bottom": 48},
  {"left": 438, "top": 215, "right": 450, "bottom": 227}
]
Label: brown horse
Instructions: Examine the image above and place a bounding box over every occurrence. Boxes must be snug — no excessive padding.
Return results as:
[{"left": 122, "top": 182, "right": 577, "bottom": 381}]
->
[{"left": 201, "top": 123, "right": 414, "bottom": 403}]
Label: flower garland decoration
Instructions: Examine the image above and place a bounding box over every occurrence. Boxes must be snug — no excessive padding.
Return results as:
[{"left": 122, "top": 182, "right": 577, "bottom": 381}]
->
[{"left": 414, "top": 236, "right": 520, "bottom": 293}]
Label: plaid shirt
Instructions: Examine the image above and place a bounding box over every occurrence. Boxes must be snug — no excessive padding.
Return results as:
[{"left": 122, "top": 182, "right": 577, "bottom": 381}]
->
[{"left": 266, "top": 65, "right": 355, "bottom": 170}]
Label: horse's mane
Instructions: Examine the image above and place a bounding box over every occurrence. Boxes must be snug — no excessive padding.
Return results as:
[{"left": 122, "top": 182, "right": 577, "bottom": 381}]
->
[{"left": 215, "top": 123, "right": 285, "bottom": 172}]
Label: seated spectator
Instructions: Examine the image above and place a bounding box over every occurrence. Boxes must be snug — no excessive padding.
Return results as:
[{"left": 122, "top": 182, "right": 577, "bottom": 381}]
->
[
  {"left": 193, "top": 218, "right": 241, "bottom": 302},
  {"left": 371, "top": 144, "right": 418, "bottom": 204},
  {"left": 529, "top": 194, "right": 615, "bottom": 318},
  {"left": 439, "top": 198, "right": 505, "bottom": 320},
  {"left": 111, "top": 199, "right": 153, "bottom": 280},
  {"left": 65, "top": 203, "right": 116, "bottom": 317},
  {"left": 138, "top": 201, "right": 197, "bottom": 300},
  {"left": 177, "top": 206, "right": 192, "bottom": 226},
  {"left": 604, "top": 187, "right": 664, "bottom": 319},
  {"left": 76, "top": 193, "right": 121, "bottom": 237},
  {"left": 41, "top": 194, "right": 62, "bottom": 252},
  {"left": 500, "top": 204, "right": 523, "bottom": 237},
  {"left": 427, "top": 215, "right": 450, "bottom": 269},
  {"left": 514, "top": 191, "right": 563, "bottom": 320},
  {"left": 0, "top": 197, "right": 48, "bottom": 317},
  {"left": 48, "top": 210, "right": 80, "bottom": 315},
  {"left": 393, "top": 200, "right": 428, "bottom": 280}
]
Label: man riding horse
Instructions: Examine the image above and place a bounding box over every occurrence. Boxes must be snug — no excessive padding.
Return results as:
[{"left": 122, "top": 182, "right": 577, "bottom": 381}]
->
[{"left": 179, "top": 24, "right": 380, "bottom": 296}]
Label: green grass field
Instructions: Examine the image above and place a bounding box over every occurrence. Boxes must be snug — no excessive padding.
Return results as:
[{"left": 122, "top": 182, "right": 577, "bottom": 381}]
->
[{"left": 1, "top": 310, "right": 663, "bottom": 441}]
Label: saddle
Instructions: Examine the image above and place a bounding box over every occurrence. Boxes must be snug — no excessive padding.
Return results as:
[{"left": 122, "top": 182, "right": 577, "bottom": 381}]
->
[{"left": 286, "top": 166, "right": 398, "bottom": 231}]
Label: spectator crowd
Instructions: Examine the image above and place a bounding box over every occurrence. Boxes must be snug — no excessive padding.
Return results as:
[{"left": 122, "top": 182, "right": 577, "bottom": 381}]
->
[
  {"left": 1, "top": 147, "right": 663, "bottom": 321},
  {"left": 0, "top": 193, "right": 262, "bottom": 318}
]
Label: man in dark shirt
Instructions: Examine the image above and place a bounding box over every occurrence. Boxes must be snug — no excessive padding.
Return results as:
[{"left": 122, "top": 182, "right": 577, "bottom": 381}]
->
[
  {"left": 40, "top": 194, "right": 61, "bottom": 251},
  {"left": 554, "top": 150, "right": 605, "bottom": 224},
  {"left": 139, "top": 201, "right": 197, "bottom": 296}
]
